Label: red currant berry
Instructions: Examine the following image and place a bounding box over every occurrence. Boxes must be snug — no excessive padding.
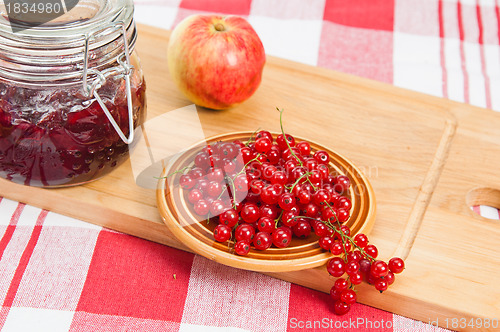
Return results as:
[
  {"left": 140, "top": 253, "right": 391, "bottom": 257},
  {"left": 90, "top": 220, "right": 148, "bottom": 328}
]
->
[
  {"left": 194, "top": 179, "right": 209, "bottom": 193},
  {"left": 367, "top": 273, "right": 378, "bottom": 285},
  {"left": 223, "top": 159, "right": 236, "bottom": 174},
  {"left": 213, "top": 224, "right": 231, "bottom": 242},
  {"left": 292, "top": 218, "right": 312, "bottom": 238},
  {"left": 296, "top": 141, "right": 311, "bottom": 156},
  {"left": 276, "top": 133, "right": 296, "bottom": 151},
  {"left": 345, "top": 261, "right": 360, "bottom": 275},
  {"left": 278, "top": 193, "right": 296, "bottom": 210},
  {"left": 340, "top": 289, "right": 357, "bottom": 305},
  {"left": 260, "top": 204, "right": 278, "bottom": 219},
  {"left": 305, "top": 203, "right": 320, "bottom": 218},
  {"left": 364, "top": 244, "right": 378, "bottom": 259},
  {"left": 207, "top": 181, "right": 223, "bottom": 198},
  {"left": 235, "top": 224, "right": 256, "bottom": 242},
  {"left": 260, "top": 184, "right": 282, "bottom": 205},
  {"left": 194, "top": 152, "right": 210, "bottom": 169},
  {"left": 240, "top": 203, "right": 260, "bottom": 223},
  {"left": 336, "top": 208, "right": 350, "bottom": 223},
  {"left": 330, "top": 241, "right": 344, "bottom": 255},
  {"left": 253, "top": 232, "right": 272, "bottom": 250},
  {"left": 385, "top": 271, "right": 396, "bottom": 285},
  {"left": 180, "top": 174, "right": 195, "bottom": 190},
  {"left": 334, "top": 175, "right": 350, "bottom": 193},
  {"left": 349, "top": 272, "right": 363, "bottom": 285},
  {"left": 317, "top": 164, "right": 329, "bottom": 180},
  {"left": 262, "top": 165, "right": 277, "bottom": 181},
  {"left": 282, "top": 147, "right": 301, "bottom": 162},
  {"left": 304, "top": 158, "right": 318, "bottom": 171},
  {"left": 234, "top": 240, "right": 251, "bottom": 256},
  {"left": 255, "top": 137, "right": 272, "bottom": 153},
  {"left": 333, "top": 301, "right": 350, "bottom": 315},
  {"left": 188, "top": 189, "right": 203, "bottom": 204},
  {"left": 188, "top": 167, "right": 204, "bottom": 179},
  {"left": 334, "top": 278, "right": 349, "bottom": 291},
  {"left": 313, "top": 189, "right": 330, "bottom": 206},
  {"left": 240, "top": 147, "right": 253, "bottom": 164},
  {"left": 308, "top": 170, "right": 322, "bottom": 184},
  {"left": 339, "top": 225, "right": 351, "bottom": 237},
  {"left": 210, "top": 154, "right": 222, "bottom": 168},
  {"left": 353, "top": 233, "right": 368, "bottom": 248},
  {"left": 255, "top": 130, "right": 273, "bottom": 142},
  {"left": 327, "top": 257, "right": 346, "bottom": 277},
  {"left": 297, "top": 189, "right": 311, "bottom": 204},
  {"left": 322, "top": 208, "right": 336, "bottom": 223},
  {"left": 219, "top": 209, "right": 239, "bottom": 227},
  {"left": 375, "top": 278, "right": 389, "bottom": 292},
  {"left": 330, "top": 287, "right": 342, "bottom": 301},
  {"left": 231, "top": 199, "right": 243, "bottom": 213},
  {"left": 194, "top": 199, "right": 210, "bottom": 215},
  {"left": 207, "top": 167, "right": 224, "bottom": 183},
  {"left": 279, "top": 226, "right": 293, "bottom": 237},
  {"left": 291, "top": 167, "right": 307, "bottom": 183},
  {"left": 267, "top": 149, "right": 280, "bottom": 165},
  {"left": 370, "top": 260, "right": 389, "bottom": 278},
  {"left": 311, "top": 221, "right": 328, "bottom": 238},
  {"left": 388, "top": 257, "right": 405, "bottom": 274},
  {"left": 257, "top": 217, "right": 276, "bottom": 233},
  {"left": 346, "top": 250, "right": 363, "bottom": 263},
  {"left": 313, "top": 150, "right": 330, "bottom": 164},
  {"left": 220, "top": 142, "right": 239, "bottom": 159},
  {"left": 271, "top": 170, "right": 288, "bottom": 186},
  {"left": 249, "top": 179, "right": 265, "bottom": 194},
  {"left": 336, "top": 196, "right": 352, "bottom": 211},
  {"left": 281, "top": 210, "right": 299, "bottom": 227},
  {"left": 358, "top": 258, "right": 372, "bottom": 281},
  {"left": 342, "top": 241, "right": 352, "bottom": 253},
  {"left": 272, "top": 228, "right": 292, "bottom": 248},
  {"left": 210, "top": 199, "right": 227, "bottom": 216},
  {"left": 319, "top": 236, "right": 334, "bottom": 250}
]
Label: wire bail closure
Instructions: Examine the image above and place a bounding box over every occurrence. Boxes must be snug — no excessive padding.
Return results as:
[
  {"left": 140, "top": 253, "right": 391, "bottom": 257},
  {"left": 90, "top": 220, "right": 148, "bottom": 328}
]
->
[{"left": 82, "top": 22, "right": 135, "bottom": 145}]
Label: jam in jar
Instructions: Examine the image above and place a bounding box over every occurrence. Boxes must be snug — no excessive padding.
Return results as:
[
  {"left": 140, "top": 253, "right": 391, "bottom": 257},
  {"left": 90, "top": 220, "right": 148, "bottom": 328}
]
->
[{"left": 0, "top": 0, "right": 146, "bottom": 187}]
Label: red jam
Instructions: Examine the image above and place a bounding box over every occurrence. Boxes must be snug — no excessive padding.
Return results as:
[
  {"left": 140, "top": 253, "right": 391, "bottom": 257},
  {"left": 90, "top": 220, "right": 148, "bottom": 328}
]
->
[{"left": 0, "top": 76, "right": 146, "bottom": 187}]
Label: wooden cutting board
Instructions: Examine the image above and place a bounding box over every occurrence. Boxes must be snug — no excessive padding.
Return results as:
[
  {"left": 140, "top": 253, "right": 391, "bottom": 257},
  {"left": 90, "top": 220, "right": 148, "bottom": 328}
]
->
[{"left": 1, "top": 24, "right": 500, "bottom": 330}]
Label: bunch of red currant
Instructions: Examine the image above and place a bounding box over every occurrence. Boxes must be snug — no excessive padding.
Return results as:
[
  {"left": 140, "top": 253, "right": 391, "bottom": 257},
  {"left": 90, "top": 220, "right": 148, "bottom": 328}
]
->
[
  {"left": 326, "top": 232, "right": 405, "bottom": 315},
  {"left": 173, "top": 110, "right": 405, "bottom": 315}
]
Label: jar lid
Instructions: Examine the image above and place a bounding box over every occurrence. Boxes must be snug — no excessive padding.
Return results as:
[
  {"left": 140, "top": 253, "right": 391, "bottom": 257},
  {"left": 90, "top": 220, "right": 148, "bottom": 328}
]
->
[{"left": 0, "top": 0, "right": 136, "bottom": 86}]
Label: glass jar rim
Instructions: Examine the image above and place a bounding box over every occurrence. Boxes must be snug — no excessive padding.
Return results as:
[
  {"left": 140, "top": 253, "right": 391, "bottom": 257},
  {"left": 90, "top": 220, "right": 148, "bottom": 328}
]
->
[{"left": 0, "top": 0, "right": 136, "bottom": 87}]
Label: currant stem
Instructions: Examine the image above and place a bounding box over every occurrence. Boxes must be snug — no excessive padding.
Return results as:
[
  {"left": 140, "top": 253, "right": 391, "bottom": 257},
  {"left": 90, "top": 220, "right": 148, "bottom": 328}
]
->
[
  {"left": 277, "top": 107, "right": 303, "bottom": 167},
  {"left": 216, "top": 154, "right": 264, "bottom": 203},
  {"left": 156, "top": 165, "right": 192, "bottom": 179},
  {"left": 275, "top": 210, "right": 284, "bottom": 227},
  {"left": 288, "top": 171, "right": 313, "bottom": 193},
  {"left": 245, "top": 127, "right": 261, "bottom": 147},
  {"left": 323, "top": 201, "right": 376, "bottom": 262}
]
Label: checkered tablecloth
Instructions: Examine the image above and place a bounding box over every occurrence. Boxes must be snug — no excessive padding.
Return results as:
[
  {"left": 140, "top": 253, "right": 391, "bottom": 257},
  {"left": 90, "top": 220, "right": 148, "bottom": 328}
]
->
[{"left": 1, "top": 1, "right": 500, "bottom": 331}]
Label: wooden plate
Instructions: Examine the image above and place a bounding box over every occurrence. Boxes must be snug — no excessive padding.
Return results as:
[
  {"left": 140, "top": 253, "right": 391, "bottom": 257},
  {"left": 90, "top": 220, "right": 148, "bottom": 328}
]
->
[{"left": 156, "top": 132, "right": 376, "bottom": 272}]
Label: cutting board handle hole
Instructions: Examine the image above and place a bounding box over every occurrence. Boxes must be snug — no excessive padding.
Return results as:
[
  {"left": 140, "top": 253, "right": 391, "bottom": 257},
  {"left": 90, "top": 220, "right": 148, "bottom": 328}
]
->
[{"left": 466, "top": 187, "right": 500, "bottom": 220}]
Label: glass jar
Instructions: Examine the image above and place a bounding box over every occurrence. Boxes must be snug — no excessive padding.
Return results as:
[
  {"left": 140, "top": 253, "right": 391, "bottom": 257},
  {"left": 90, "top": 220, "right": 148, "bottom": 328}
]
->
[{"left": 0, "top": 0, "right": 146, "bottom": 187}]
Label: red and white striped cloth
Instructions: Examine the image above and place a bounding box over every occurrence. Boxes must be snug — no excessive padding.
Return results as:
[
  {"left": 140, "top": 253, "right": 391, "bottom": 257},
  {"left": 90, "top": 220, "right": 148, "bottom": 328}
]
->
[
  {"left": 0, "top": 198, "right": 449, "bottom": 331},
  {"left": 2, "top": 1, "right": 499, "bottom": 331}
]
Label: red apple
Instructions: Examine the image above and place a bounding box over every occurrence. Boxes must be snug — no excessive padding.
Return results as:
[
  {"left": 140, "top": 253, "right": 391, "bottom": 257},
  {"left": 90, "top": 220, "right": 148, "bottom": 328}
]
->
[{"left": 167, "top": 15, "right": 266, "bottom": 110}]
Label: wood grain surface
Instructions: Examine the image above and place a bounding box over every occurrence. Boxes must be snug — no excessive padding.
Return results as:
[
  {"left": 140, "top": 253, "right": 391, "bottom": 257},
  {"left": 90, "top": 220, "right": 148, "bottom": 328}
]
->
[{"left": 1, "top": 24, "right": 499, "bottom": 331}]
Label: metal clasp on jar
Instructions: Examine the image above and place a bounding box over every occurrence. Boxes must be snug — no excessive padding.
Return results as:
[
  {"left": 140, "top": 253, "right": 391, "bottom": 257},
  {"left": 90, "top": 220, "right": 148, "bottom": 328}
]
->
[{"left": 82, "top": 21, "right": 135, "bottom": 145}]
